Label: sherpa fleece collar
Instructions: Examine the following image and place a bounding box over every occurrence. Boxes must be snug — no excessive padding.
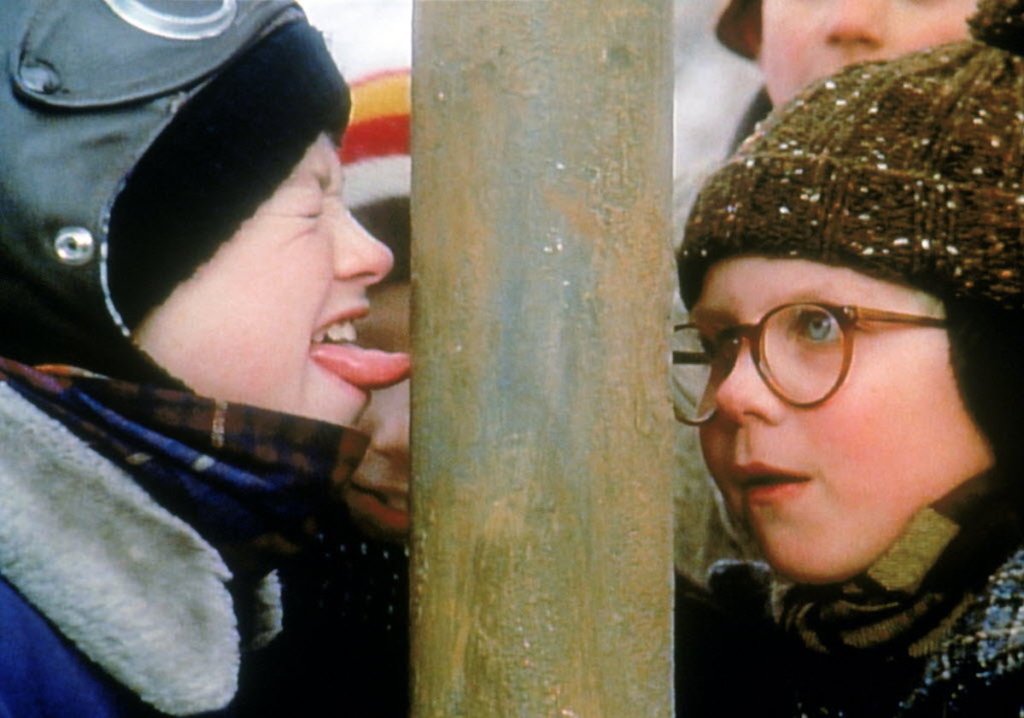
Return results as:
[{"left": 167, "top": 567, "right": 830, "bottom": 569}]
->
[{"left": 0, "top": 382, "right": 254, "bottom": 715}]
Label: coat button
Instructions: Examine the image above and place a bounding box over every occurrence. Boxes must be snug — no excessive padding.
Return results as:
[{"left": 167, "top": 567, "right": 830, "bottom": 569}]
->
[
  {"left": 53, "top": 227, "right": 96, "bottom": 266},
  {"left": 19, "top": 62, "right": 62, "bottom": 95}
]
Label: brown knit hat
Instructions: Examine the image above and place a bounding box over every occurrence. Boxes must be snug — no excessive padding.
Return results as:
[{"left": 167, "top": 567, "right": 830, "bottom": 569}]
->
[{"left": 680, "top": 0, "right": 1024, "bottom": 311}]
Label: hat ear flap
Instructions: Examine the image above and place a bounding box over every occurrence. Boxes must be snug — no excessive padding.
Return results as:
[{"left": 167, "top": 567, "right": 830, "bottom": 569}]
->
[{"left": 944, "top": 295, "right": 1024, "bottom": 477}]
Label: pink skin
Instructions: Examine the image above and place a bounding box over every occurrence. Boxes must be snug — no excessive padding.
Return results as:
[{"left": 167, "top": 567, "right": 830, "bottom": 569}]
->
[
  {"left": 309, "top": 343, "right": 409, "bottom": 390},
  {"left": 135, "top": 134, "right": 409, "bottom": 427},
  {"left": 758, "top": 0, "right": 977, "bottom": 105},
  {"left": 693, "top": 258, "right": 994, "bottom": 584},
  {"left": 346, "top": 378, "right": 410, "bottom": 541},
  {"left": 347, "top": 281, "right": 412, "bottom": 542}
]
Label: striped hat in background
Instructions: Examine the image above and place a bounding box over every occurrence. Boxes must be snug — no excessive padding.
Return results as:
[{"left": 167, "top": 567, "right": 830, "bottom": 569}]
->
[
  {"left": 340, "top": 69, "right": 410, "bottom": 211},
  {"left": 302, "top": 0, "right": 412, "bottom": 281}
]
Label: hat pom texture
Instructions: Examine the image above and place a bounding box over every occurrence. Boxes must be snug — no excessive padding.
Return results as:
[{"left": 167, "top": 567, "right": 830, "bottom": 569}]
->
[{"left": 681, "top": 32, "right": 1024, "bottom": 310}]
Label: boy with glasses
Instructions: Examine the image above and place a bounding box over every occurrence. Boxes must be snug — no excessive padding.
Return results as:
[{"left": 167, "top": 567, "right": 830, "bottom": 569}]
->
[{"left": 675, "top": 0, "right": 1024, "bottom": 714}]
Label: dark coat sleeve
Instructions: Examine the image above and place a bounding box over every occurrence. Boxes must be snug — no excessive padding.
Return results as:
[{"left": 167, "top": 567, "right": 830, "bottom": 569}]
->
[
  {"left": 0, "top": 574, "right": 160, "bottom": 717},
  {"left": 675, "top": 569, "right": 792, "bottom": 718}
]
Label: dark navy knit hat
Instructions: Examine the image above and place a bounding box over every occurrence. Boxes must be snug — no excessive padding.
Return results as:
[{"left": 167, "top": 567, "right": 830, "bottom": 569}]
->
[{"left": 108, "top": 20, "right": 349, "bottom": 331}]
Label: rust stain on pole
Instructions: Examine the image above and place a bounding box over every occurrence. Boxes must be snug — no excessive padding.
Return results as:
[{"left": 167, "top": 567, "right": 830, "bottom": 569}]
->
[{"left": 410, "top": 2, "right": 675, "bottom": 716}]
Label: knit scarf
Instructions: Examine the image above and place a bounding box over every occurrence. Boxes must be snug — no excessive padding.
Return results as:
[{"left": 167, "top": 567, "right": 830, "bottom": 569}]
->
[
  {"left": 0, "top": 356, "right": 368, "bottom": 548},
  {"left": 777, "top": 490, "right": 1023, "bottom": 660}
]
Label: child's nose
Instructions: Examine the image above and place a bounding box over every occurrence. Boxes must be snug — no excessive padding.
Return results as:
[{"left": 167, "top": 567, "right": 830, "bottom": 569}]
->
[
  {"left": 711, "top": 341, "right": 783, "bottom": 425},
  {"left": 332, "top": 210, "right": 394, "bottom": 285},
  {"left": 824, "top": 0, "right": 885, "bottom": 50}
]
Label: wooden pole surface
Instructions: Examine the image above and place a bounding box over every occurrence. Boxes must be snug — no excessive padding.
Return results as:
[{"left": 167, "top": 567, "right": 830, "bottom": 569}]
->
[{"left": 410, "top": 2, "right": 675, "bottom": 715}]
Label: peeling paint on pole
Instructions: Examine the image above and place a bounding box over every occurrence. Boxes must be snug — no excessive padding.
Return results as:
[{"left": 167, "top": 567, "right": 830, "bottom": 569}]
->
[{"left": 410, "top": 2, "right": 675, "bottom": 716}]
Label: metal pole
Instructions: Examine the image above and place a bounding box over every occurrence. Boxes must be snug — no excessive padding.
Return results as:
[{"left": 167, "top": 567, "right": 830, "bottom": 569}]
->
[{"left": 410, "top": 1, "right": 675, "bottom": 715}]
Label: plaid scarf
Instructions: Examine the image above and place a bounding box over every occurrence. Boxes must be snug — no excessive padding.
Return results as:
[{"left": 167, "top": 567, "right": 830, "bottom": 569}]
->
[{"left": 0, "top": 357, "right": 368, "bottom": 547}]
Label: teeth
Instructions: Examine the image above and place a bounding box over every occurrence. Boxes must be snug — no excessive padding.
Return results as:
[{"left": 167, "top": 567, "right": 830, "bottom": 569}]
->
[{"left": 315, "top": 321, "right": 357, "bottom": 344}]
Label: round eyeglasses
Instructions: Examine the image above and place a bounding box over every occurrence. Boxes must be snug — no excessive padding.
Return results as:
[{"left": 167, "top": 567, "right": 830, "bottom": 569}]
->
[{"left": 672, "top": 302, "right": 947, "bottom": 425}]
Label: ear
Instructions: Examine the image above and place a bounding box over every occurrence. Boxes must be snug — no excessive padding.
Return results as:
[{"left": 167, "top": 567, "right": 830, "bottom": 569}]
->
[
  {"left": 738, "top": 1, "right": 763, "bottom": 59},
  {"left": 715, "top": 0, "right": 763, "bottom": 60}
]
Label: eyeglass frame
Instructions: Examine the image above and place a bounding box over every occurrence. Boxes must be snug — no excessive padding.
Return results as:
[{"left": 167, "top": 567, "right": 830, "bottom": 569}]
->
[{"left": 672, "top": 302, "right": 947, "bottom": 425}]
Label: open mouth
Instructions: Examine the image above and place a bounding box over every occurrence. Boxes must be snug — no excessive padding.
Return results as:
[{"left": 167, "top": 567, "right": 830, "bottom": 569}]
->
[
  {"left": 313, "top": 320, "right": 357, "bottom": 345},
  {"left": 738, "top": 472, "right": 811, "bottom": 506},
  {"left": 343, "top": 482, "right": 410, "bottom": 539},
  {"left": 310, "top": 318, "right": 410, "bottom": 391},
  {"left": 744, "top": 474, "right": 809, "bottom": 489}
]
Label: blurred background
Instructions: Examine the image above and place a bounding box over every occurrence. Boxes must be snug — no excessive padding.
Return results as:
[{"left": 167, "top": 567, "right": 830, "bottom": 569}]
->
[
  {"left": 672, "top": 0, "right": 761, "bottom": 235},
  {"left": 299, "top": 0, "right": 762, "bottom": 231},
  {"left": 298, "top": 0, "right": 760, "bottom": 581}
]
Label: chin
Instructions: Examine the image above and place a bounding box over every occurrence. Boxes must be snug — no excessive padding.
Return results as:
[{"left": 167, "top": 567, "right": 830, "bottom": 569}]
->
[
  {"left": 310, "top": 406, "right": 366, "bottom": 427},
  {"left": 282, "top": 389, "right": 361, "bottom": 426},
  {"left": 765, "top": 548, "right": 864, "bottom": 585},
  {"left": 305, "top": 376, "right": 370, "bottom": 426}
]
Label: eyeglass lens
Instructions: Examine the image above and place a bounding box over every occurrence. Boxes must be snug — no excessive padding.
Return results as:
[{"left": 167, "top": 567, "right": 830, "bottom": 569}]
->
[{"left": 672, "top": 304, "right": 847, "bottom": 424}]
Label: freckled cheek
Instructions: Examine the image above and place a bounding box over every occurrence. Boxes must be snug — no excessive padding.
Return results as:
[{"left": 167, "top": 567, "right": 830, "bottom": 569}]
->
[
  {"left": 203, "top": 295, "right": 311, "bottom": 393},
  {"left": 804, "top": 383, "right": 887, "bottom": 474},
  {"left": 803, "top": 374, "right": 934, "bottom": 517}
]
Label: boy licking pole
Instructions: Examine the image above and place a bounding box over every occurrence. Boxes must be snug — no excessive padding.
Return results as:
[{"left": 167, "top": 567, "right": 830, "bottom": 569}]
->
[{"left": 0, "top": 1, "right": 408, "bottom": 714}]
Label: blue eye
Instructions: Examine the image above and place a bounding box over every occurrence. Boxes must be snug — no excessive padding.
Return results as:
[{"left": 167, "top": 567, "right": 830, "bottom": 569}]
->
[{"left": 793, "top": 309, "right": 840, "bottom": 343}]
